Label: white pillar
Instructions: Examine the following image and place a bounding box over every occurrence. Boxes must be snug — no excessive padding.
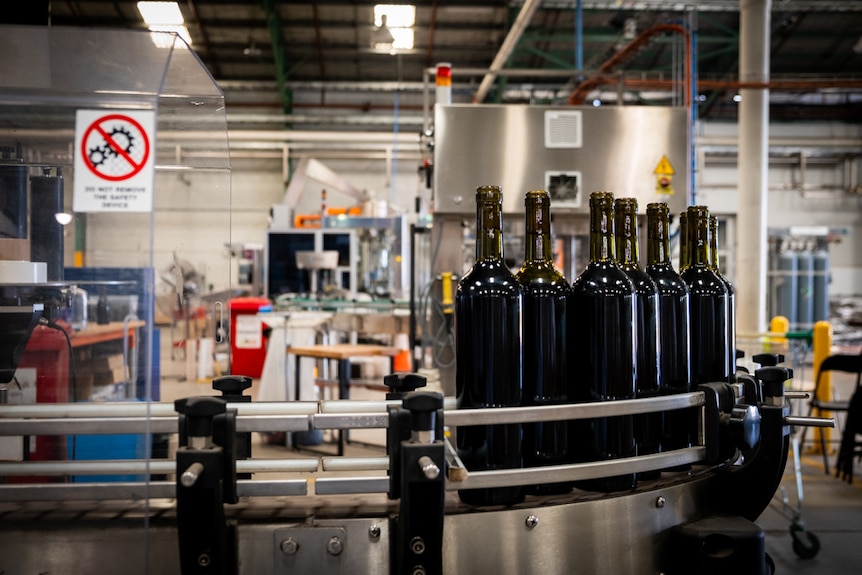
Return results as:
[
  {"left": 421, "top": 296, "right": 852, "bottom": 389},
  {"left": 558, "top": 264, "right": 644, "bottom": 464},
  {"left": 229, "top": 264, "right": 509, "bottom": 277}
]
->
[{"left": 737, "top": 0, "right": 771, "bottom": 334}]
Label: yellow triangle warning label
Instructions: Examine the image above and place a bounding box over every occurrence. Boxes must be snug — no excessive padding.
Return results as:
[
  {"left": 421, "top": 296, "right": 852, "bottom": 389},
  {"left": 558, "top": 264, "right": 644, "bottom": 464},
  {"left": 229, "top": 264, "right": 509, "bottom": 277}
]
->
[{"left": 653, "top": 155, "right": 675, "bottom": 176}]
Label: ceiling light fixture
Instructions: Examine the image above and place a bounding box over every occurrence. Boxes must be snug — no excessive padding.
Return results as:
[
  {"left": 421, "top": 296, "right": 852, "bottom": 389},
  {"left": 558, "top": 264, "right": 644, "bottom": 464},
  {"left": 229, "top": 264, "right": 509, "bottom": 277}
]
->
[
  {"left": 372, "top": 4, "right": 415, "bottom": 53},
  {"left": 137, "top": 2, "right": 192, "bottom": 46}
]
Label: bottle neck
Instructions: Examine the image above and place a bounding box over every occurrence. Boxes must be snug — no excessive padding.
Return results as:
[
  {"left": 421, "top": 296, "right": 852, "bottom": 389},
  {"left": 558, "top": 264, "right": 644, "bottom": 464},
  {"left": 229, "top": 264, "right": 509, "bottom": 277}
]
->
[
  {"left": 589, "top": 199, "right": 615, "bottom": 263},
  {"left": 476, "top": 198, "right": 504, "bottom": 261},
  {"left": 615, "top": 205, "right": 639, "bottom": 267},
  {"left": 646, "top": 208, "right": 671, "bottom": 265},
  {"left": 679, "top": 213, "right": 689, "bottom": 271},
  {"left": 524, "top": 197, "right": 552, "bottom": 263},
  {"left": 709, "top": 217, "right": 721, "bottom": 273},
  {"left": 689, "top": 211, "right": 712, "bottom": 268}
]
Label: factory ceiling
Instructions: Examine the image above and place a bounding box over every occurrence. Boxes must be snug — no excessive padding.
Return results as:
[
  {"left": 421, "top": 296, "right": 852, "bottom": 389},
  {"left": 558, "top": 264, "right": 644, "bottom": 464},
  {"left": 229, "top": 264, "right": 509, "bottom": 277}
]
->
[{"left": 39, "top": 1, "right": 862, "bottom": 130}]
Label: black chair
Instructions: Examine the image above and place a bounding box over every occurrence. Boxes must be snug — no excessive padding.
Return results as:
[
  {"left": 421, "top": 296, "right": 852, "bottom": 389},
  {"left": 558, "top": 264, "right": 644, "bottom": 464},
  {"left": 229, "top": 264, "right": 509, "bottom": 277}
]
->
[
  {"left": 835, "top": 388, "right": 862, "bottom": 483},
  {"left": 802, "top": 351, "right": 862, "bottom": 473}
]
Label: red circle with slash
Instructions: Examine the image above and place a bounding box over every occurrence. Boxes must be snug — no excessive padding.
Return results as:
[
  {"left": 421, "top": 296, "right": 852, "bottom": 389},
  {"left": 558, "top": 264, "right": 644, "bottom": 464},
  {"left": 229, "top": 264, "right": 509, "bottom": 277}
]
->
[{"left": 80, "top": 114, "right": 151, "bottom": 182}]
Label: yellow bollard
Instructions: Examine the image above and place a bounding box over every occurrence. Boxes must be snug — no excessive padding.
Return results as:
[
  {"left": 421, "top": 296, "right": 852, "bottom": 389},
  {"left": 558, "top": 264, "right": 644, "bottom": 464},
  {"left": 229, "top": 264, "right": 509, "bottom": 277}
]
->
[
  {"left": 812, "top": 320, "right": 833, "bottom": 451},
  {"left": 770, "top": 316, "right": 790, "bottom": 339},
  {"left": 769, "top": 316, "right": 789, "bottom": 355}
]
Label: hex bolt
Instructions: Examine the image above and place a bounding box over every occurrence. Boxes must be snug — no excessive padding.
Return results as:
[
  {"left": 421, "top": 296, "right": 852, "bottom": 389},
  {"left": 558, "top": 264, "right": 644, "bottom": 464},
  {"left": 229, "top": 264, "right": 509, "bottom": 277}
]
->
[
  {"left": 368, "top": 524, "right": 381, "bottom": 540},
  {"left": 410, "top": 536, "right": 426, "bottom": 555},
  {"left": 525, "top": 515, "right": 539, "bottom": 529},
  {"left": 412, "top": 567, "right": 426, "bottom": 575},
  {"left": 280, "top": 538, "right": 299, "bottom": 555},
  {"left": 326, "top": 536, "right": 344, "bottom": 556},
  {"left": 197, "top": 554, "right": 211, "bottom": 567},
  {"left": 418, "top": 455, "right": 440, "bottom": 480},
  {"left": 656, "top": 496, "right": 666, "bottom": 508}
]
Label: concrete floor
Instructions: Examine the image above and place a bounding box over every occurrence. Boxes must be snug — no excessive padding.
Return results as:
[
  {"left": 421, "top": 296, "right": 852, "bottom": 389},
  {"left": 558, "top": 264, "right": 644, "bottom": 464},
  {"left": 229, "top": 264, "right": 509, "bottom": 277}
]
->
[{"left": 159, "top": 336, "right": 862, "bottom": 573}]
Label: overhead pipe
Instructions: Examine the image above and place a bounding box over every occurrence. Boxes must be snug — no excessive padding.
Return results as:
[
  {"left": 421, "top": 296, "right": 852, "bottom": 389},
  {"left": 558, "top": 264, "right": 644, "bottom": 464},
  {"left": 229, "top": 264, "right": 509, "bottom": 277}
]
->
[
  {"left": 567, "top": 23, "right": 692, "bottom": 106},
  {"left": 473, "top": 0, "right": 543, "bottom": 103}
]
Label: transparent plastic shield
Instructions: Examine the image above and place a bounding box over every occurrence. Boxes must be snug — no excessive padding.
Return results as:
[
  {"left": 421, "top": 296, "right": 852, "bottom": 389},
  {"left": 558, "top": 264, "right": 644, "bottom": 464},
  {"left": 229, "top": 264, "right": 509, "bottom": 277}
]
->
[{"left": 0, "top": 25, "right": 230, "bottom": 572}]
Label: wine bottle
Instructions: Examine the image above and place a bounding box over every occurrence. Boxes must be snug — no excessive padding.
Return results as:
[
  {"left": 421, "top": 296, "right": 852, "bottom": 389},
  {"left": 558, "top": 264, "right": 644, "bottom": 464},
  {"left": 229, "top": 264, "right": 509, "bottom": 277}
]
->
[
  {"left": 646, "top": 202, "right": 692, "bottom": 453},
  {"left": 681, "top": 206, "right": 730, "bottom": 386},
  {"left": 570, "top": 191, "right": 637, "bottom": 492},
  {"left": 516, "top": 190, "right": 571, "bottom": 495},
  {"left": 615, "top": 198, "right": 661, "bottom": 477},
  {"left": 455, "top": 185, "right": 524, "bottom": 506},
  {"left": 710, "top": 215, "right": 737, "bottom": 380}
]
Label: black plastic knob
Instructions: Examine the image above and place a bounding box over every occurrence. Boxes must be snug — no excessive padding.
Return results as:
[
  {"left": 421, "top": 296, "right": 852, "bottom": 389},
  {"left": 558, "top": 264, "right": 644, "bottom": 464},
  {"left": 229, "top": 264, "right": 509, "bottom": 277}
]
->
[
  {"left": 755, "top": 366, "right": 793, "bottom": 399},
  {"left": 403, "top": 391, "right": 443, "bottom": 432},
  {"left": 213, "top": 375, "right": 253, "bottom": 398},
  {"left": 175, "top": 396, "right": 227, "bottom": 438},
  {"left": 725, "top": 405, "right": 761, "bottom": 450},
  {"left": 384, "top": 372, "right": 427, "bottom": 400},
  {"left": 752, "top": 353, "right": 785, "bottom": 367}
]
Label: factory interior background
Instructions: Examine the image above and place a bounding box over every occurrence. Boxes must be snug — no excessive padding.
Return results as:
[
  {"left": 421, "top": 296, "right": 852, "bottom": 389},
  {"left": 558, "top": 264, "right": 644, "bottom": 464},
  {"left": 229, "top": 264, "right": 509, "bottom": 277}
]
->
[{"left": 1, "top": 1, "right": 862, "bottom": 574}]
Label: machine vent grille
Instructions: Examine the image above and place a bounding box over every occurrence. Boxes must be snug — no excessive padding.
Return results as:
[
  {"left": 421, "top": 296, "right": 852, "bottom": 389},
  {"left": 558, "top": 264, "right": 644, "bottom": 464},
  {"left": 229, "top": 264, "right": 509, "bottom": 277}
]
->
[{"left": 544, "top": 110, "right": 583, "bottom": 148}]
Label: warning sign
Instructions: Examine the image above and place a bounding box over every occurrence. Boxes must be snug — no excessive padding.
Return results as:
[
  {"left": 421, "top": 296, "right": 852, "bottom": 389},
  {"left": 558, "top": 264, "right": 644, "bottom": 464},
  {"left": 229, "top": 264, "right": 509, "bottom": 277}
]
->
[
  {"left": 653, "top": 155, "right": 675, "bottom": 195},
  {"left": 653, "top": 155, "right": 675, "bottom": 176},
  {"left": 73, "top": 110, "right": 155, "bottom": 213}
]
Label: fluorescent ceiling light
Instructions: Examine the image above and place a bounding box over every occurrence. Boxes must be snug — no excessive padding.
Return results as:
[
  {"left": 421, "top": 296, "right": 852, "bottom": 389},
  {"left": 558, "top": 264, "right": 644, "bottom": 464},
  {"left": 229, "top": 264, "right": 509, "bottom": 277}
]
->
[
  {"left": 374, "top": 5, "right": 416, "bottom": 28},
  {"left": 372, "top": 4, "right": 415, "bottom": 51},
  {"left": 388, "top": 28, "right": 414, "bottom": 51},
  {"left": 137, "top": 2, "right": 184, "bottom": 26}
]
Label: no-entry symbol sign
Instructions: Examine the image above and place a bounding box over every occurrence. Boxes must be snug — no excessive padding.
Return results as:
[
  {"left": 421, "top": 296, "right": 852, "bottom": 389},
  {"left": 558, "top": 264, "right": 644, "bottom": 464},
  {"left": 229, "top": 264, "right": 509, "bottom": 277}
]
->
[{"left": 73, "top": 110, "right": 156, "bottom": 213}]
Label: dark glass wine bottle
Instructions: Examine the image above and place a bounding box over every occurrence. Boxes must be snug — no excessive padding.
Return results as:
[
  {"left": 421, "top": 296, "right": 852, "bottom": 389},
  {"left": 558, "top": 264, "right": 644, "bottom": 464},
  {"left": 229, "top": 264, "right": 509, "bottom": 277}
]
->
[
  {"left": 681, "top": 206, "right": 730, "bottom": 386},
  {"left": 455, "top": 185, "right": 524, "bottom": 506},
  {"left": 516, "top": 190, "right": 571, "bottom": 495},
  {"left": 569, "top": 191, "right": 637, "bottom": 492},
  {"left": 710, "top": 215, "right": 737, "bottom": 380},
  {"left": 615, "top": 198, "right": 661, "bottom": 477},
  {"left": 646, "top": 202, "right": 692, "bottom": 453}
]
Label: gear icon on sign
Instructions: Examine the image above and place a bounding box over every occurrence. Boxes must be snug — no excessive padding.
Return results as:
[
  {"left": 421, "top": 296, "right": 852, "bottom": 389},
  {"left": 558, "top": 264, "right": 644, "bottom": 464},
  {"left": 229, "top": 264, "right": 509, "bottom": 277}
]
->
[
  {"left": 104, "top": 126, "right": 135, "bottom": 156},
  {"left": 88, "top": 146, "right": 110, "bottom": 167}
]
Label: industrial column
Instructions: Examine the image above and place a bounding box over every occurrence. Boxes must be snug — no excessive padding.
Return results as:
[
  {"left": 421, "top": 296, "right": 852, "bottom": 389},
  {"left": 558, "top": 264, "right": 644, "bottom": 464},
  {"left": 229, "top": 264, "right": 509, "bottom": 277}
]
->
[{"left": 737, "top": 0, "right": 771, "bottom": 333}]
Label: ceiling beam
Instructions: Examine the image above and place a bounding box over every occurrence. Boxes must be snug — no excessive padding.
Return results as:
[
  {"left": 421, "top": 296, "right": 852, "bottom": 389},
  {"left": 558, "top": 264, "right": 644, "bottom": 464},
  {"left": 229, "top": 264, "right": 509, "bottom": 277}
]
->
[
  {"left": 261, "top": 0, "right": 293, "bottom": 115},
  {"left": 473, "top": 0, "right": 543, "bottom": 103}
]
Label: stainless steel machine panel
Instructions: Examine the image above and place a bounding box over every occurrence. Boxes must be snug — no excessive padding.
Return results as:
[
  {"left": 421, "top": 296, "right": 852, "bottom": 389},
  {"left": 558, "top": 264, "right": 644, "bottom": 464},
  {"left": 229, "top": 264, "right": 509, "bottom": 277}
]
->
[{"left": 434, "top": 104, "right": 689, "bottom": 215}]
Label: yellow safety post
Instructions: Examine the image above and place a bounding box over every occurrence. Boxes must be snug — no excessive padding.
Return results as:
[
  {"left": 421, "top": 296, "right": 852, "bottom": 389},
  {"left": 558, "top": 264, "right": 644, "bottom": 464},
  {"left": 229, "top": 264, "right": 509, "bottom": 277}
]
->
[
  {"left": 812, "top": 320, "right": 833, "bottom": 450},
  {"left": 769, "top": 316, "right": 790, "bottom": 387},
  {"left": 770, "top": 316, "right": 789, "bottom": 340}
]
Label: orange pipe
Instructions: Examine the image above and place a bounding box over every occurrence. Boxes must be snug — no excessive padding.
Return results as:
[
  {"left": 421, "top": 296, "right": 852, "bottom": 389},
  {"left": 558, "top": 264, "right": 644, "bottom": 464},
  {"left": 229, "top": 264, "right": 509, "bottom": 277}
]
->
[{"left": 568, "top": 23, "right": 691, "bottom": 107}]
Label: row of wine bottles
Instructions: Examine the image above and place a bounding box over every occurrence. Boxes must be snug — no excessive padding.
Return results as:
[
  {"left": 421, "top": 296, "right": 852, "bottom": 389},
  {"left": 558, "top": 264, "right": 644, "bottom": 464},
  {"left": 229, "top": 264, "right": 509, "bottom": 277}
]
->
[{"left": 454, "top": 186, "right": 736, "bottom": 506}]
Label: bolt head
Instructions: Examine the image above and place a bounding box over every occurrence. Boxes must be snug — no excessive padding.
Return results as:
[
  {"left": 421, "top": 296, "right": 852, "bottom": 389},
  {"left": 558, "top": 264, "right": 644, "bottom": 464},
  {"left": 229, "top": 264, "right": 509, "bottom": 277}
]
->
[
  {"left": 656, "top": 496, "right": 666, "bottom": 508},
  {"left": 326, "top": 536, "right": 344, "bottom": 556},
  {"left": 525, "top": 515, "right": 539, "bottom": 529},
  {"left": 280, "top": 538, "right": 299, "bottom": 555},
  {"left": 410, "top": 536, "right": 426, "bottom": 555},
  {"left": 369, "top": 524, "right": 381, "bottom": 540}
]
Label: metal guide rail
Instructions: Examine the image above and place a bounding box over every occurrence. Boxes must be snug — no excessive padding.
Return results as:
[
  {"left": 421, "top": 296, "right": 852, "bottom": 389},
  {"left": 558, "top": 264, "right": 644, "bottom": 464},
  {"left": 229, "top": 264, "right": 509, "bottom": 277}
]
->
[
  {"left": 0, "top": 368, "right": 835, "bottom": 575},
  {"left": 0, "top": 393, "right": 709, "bottom": 501}
]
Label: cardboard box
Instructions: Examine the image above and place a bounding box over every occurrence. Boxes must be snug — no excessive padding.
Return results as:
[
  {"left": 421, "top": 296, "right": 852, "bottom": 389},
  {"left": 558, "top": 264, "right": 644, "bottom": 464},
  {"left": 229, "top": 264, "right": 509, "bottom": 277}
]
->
[{"left": 0, "top": 238, "right": 29, "bottom": 260}]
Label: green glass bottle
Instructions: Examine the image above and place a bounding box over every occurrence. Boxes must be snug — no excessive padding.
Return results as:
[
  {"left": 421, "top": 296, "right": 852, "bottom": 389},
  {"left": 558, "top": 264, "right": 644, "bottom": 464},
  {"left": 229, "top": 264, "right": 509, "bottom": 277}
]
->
[
  {"left": 681, "top": 206, "right": 730, "bottom": 386},
  {"left": 710, "top": 215, "right": 737, "bottom": 380},
  {"left": 516, "top": 190, "right": 571, "bottom": 495},
  {"left": 455, "top": 185, "right": 524, "bottom": 506},
  {"left": 615, "top": 198, "right": 661, "bottom": 476},
  {"left": 646, "top": 202, "right": 692, "bottom": 452},
  {"left": 570, "top": 191, "right": 637, "bottom": 492}
]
